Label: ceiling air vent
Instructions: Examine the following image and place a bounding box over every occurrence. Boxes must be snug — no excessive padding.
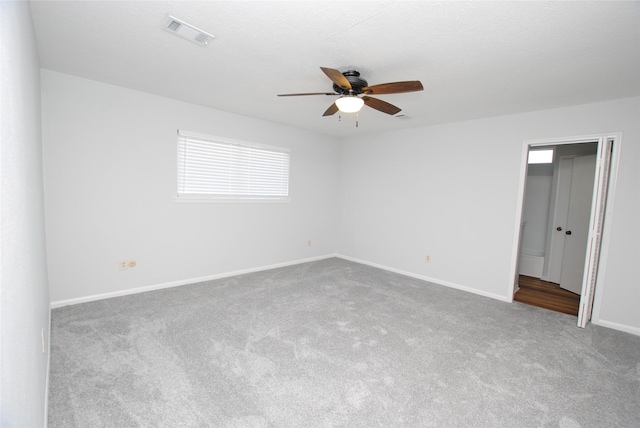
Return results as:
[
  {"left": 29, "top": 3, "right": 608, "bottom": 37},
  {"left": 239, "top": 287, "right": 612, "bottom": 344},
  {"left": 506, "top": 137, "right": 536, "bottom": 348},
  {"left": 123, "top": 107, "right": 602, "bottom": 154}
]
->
[{"left": 163, "top": 15, "right": 214, "bottom": 46}]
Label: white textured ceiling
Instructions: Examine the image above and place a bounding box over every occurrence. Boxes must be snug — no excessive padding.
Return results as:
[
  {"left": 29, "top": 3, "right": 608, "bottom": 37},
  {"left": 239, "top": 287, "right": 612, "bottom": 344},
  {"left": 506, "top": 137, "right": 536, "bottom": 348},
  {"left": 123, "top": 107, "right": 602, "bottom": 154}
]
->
[{"left": 29, "top": 1, "right": 640, "bottom": 138}]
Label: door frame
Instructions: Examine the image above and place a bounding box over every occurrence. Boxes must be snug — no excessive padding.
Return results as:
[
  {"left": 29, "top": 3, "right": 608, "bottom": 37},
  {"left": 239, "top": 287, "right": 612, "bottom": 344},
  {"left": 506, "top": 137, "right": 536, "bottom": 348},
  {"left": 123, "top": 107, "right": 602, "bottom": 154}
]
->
[{"left": 507, "top": 133, "right": 621, "bottom": 328}]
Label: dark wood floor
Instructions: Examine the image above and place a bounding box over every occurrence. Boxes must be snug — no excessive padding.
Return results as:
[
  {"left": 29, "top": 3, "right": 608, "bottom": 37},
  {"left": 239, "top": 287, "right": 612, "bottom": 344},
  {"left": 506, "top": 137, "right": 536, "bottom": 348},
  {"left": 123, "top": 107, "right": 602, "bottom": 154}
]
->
[{"left": 514, "top": 275, "right": 580, "bottom": 316}]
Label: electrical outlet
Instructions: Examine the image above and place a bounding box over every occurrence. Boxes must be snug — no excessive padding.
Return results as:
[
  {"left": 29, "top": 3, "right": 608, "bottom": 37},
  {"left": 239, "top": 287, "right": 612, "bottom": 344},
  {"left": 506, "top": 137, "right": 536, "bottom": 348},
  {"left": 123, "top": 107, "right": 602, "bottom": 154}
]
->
[
  {"left": 425, "top": 254, "right": 431, "bottom": 263},
  {"left": 118, "top": 260, "right": 128, "bottom": 271}
]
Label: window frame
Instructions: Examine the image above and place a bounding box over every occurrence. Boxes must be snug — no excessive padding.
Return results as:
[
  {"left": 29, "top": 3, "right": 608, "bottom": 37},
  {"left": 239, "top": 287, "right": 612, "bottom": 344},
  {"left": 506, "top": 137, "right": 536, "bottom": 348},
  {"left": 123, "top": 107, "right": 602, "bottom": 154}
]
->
[{"left": 175, "top": 130, "right": 291, "bottom": 203}]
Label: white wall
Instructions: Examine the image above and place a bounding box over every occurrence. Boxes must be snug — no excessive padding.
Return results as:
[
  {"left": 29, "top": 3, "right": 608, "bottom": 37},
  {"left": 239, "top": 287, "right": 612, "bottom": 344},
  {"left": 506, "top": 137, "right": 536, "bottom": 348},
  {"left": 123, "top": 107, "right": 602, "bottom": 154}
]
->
[
  {"left": 338, "top": 97, "right": 640, "bottom": 334},
  {"left": 518, "top": 162, "right": 553, "bottom": 277},
  {"left": 522, "top": 163, "right": 553, "bottom": 256},
  {"left": 42, "top": 70, "right": 341, "bottom": 304},
  {"left": 0, "top": 2, "right": 51, "bottom": 426},
  {"left": 41, "top": 68, "right": 639, "bottom": 336}
]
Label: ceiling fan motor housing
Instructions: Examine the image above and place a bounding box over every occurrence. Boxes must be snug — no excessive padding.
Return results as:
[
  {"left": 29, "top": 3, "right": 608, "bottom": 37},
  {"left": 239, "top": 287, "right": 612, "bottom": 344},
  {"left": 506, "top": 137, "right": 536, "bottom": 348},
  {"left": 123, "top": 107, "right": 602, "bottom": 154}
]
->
[{"left": 333, "top": 70, "right": 368, "bottom": 95}]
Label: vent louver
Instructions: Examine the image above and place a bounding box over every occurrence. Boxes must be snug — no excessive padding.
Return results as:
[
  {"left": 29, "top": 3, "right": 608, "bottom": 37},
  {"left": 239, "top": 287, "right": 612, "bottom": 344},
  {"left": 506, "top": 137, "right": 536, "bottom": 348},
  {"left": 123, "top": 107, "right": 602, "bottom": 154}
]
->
[
  {"left": 163, "top": 15, "right": 214, "bottom": 46},
  {"left": 167, "top": 20, "right": 181, "bottom": 32}
]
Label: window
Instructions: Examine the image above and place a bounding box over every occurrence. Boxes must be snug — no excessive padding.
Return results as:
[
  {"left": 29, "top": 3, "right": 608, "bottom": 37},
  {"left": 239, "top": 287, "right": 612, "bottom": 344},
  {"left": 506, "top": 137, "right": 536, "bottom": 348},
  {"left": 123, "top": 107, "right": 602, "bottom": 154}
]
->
[
  {"left": 528, "top": 149, "right": 554, "bottom": 164},
  {"left": 177, "top": 131, "right": 290, "bottom": 201}
]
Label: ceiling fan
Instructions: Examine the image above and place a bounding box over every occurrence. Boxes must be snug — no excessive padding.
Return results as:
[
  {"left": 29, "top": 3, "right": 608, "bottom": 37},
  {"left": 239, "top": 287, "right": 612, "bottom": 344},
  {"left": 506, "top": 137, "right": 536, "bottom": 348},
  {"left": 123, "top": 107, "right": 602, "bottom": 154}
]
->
[{"left": 278, "top": 67, "right": 424, "bottom": 117}]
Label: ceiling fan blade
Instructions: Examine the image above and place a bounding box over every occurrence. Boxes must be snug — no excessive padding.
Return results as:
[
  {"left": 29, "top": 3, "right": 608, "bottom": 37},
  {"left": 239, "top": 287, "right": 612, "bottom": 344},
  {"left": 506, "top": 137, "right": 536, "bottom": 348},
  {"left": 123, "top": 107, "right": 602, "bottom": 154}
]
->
[
  {"left": 320, "top": 67, "right": 352, "bottom": 90},
  {"left": 362, "top": 96, "right": 401, "bottom": 115},
  {"left": 277, "top": 92, "right": 337, "bottom": 97},
  {"left": 363, "top": 81, "right": 423, "bottom": 95},
  {"left": 322, "top": 103, "right": 339, "bottom": 116}
]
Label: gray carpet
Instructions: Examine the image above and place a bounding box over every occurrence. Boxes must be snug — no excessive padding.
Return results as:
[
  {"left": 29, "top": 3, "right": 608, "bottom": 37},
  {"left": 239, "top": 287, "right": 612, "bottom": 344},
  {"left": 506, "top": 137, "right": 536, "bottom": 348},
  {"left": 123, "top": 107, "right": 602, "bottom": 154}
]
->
[{"left": 49, "top": 258, "right": 640, "bottom": 427}]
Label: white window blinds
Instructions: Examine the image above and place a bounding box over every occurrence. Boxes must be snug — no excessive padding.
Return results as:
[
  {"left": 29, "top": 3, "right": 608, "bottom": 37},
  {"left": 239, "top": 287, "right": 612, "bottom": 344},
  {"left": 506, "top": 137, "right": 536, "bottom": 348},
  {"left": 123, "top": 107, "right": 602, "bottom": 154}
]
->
[{"left": 177, "top": 131, "right": 290, "bottom": 200}]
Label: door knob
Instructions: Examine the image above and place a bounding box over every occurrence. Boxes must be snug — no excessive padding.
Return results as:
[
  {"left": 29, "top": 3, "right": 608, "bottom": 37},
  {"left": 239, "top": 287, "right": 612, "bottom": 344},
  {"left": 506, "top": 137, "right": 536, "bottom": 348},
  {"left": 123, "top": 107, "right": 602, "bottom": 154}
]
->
[
  {"left": 565, "top": 230, "right": 572, "bottom": 235},
  {"left": 556, "top": 226, "right": 563, "bottom": 231}
]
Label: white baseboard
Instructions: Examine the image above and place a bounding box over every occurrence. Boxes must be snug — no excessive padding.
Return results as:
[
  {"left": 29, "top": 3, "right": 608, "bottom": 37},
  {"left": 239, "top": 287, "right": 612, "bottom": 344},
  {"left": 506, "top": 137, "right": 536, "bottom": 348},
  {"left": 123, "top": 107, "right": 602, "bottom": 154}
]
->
[
  {"left": 44, "top": 308, "right": 52, "bottom": 425},
  {"left": 512, "top": 285, "right": 520, "bottom": 297},
  {"left": 592, "top": 318, "right": 640, "bottom": 337},
  {"left": 335, "top": 254, "right": 511, "bottom": 303},
  {"left": 50, "top": 254, "right": 338, "bottom": 308},
  {"left": 49, "top": 253, "right": 639, "bottom": 337},
  {"left": 335, "top": 256, "right": 640, "bottom": 336},
  {"left": 518, "top": 254, "right": 545, "bottom": 278}
]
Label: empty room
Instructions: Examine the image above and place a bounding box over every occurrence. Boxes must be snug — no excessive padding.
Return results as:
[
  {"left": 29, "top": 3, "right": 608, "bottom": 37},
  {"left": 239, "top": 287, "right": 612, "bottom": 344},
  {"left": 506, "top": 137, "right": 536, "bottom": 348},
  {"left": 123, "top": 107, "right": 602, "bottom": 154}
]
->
[{"left": 2, "top": 1, "right": 639, "bottom": 426}]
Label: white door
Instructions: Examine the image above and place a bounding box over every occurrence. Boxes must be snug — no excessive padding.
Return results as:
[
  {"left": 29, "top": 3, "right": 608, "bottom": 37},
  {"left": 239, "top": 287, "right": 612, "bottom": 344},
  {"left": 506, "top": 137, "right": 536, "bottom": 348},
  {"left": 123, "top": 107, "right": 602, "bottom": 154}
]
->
[
  {"left": 558, "top": 154, "right": 597, "bottom": 294},
  {"left": 546, "top": 157, "right": 574, "bottom": 284},
  {"left": 577, "top": 137, "right": 613, "bottom": 328}
]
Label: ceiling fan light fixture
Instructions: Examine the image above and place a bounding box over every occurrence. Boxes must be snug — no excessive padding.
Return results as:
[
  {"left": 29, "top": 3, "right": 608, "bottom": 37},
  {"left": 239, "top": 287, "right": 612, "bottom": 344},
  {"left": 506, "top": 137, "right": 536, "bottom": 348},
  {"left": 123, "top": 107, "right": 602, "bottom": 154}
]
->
[{"left": 335, "top": 96, "right": 364, "bottom": 113}]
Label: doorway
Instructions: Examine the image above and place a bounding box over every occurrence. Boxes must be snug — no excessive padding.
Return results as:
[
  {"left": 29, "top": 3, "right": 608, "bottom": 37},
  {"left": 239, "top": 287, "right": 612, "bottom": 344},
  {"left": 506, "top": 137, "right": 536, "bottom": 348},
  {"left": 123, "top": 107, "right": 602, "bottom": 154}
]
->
[{"left": 509, "top": 134, "right": 619, "bottom": 328}]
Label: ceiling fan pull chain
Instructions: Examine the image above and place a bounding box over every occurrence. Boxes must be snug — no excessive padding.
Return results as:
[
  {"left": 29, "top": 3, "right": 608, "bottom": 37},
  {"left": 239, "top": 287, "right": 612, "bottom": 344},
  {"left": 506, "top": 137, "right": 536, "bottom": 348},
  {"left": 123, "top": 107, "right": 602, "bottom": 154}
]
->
[{"left": 356, "top": 112, "right": 359, "bottom": 128}]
